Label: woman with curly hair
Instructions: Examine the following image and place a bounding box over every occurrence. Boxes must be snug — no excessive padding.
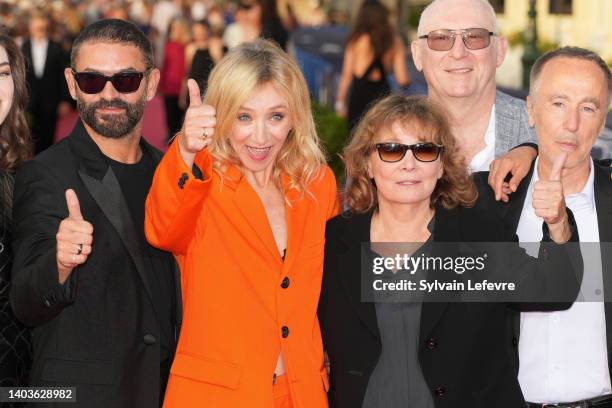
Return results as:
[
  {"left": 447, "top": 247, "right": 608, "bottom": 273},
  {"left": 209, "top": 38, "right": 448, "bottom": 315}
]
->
[
  {"left": 0, "top": 32, "right": 33, "bottom": 390},
  {"left": 318, "top": 95, "right": 581, "bottom": 407}
]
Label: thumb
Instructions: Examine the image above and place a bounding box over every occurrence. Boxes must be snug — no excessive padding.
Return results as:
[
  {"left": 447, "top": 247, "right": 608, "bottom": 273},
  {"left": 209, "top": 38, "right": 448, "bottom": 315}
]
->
[
  {"left": 187, "top": 79, "right": 202, "bottom": 108},
  {"left": 65, "top": 189, "right": 83, "bottom": 220},
  {"left": 549, "top": 151, "right": 568, "bottom": 182}
]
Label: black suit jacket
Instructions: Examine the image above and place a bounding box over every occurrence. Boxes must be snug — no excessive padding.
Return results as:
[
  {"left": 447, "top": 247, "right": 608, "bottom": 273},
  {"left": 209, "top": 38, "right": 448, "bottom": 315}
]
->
[
  {"left": 10, "top": 121, "right": 181, "bottom": 408},
  {"left": 474, "top": 160, "right": 612, "bottom": 382},
  {"left": 22, "top": 39, "right": 69, "bottom": 112},
  {"left": 318, "top": 204, "right": 582, "bottom": 408}
]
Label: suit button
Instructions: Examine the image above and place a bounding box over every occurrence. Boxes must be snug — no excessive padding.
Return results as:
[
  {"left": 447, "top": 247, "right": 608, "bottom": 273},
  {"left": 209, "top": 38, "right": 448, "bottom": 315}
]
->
[
  {"left": 434, "top": 386, "right": 445, "bottom": 397},
  {"left": 425, "top": 338, "right": 437, "bottom": 350},
  {"left": 281, "top": 277, "right": 290, "bottom": 289},
  {"left": 541, "top": 248, "right": 549, "bottom": 260},
  {"left": 281, "top": 326, "right": 289, "bottom": 338},
  {"left": 42, "top": 297, "right": 52, "bottom": 308},
  {"left": 512, "top": 336, "right": 518, "bottom": 346},
  {"left": 143, "top": 334, "right": 156, "bottom": 345},
  {"left": 178, "top": 173, "right": 188, "bottom": 189}
]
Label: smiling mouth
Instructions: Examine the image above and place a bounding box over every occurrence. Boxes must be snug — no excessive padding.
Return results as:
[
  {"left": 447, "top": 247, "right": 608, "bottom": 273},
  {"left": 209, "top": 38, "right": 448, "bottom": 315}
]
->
[
  {"left": 246, "top": 146, "right": 272, "bottom": 160},
  {"left": 445, "top": 68, "right": 473, "bottom": 74},
  {"left": 397, "top": 180, "right": 420, "bottom": 186}
]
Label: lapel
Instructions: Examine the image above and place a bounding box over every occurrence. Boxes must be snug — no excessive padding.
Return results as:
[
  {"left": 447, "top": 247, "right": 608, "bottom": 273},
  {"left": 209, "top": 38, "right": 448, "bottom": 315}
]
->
[
  {"left": 593, "top": 164, "right": 612, "bottom": 355},
  {"left": 336, "top": 211, "right": 380, "bottom": 340},
  {"left": 68, "top": 120, "right": 160, "bottom": 320},
  {"left": 280, "top": 174, "right": 309, "bottom": 279}
]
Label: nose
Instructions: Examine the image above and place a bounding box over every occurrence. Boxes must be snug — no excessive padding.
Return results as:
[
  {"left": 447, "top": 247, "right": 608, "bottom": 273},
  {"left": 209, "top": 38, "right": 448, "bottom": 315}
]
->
[
  {"left": 399, "top": 149, "right": 417, "bottom": 171},
  {"left": 563, "top": 107, "right": 580, "bottom": 133},
  {"left": 449, "top": 33, "right": 469, "bottom": 59},
  {"left": 98, "top": 79, "right": 121, "bottom": 101},
  {"left": 251, "top": 119, "right": 268, "bottom": 146}
]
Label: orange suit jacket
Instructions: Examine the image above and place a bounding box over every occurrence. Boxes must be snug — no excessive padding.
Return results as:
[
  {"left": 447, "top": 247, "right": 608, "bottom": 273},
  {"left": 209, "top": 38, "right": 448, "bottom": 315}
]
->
[{"left": 145, "top": 141, "right": 338, "bottom": 407}]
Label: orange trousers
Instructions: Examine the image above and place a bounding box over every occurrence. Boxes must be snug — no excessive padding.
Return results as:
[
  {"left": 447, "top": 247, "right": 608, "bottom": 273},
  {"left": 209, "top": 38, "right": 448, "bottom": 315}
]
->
[{"left": 273, "top": 374, "right": 293, "bottom": 408}]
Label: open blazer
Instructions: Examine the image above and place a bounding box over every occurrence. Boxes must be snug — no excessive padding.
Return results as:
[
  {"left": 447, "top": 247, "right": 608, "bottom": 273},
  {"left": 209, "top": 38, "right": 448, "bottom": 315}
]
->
[{"left": 145, "top": 141, "right": 338, "bottom": 408}]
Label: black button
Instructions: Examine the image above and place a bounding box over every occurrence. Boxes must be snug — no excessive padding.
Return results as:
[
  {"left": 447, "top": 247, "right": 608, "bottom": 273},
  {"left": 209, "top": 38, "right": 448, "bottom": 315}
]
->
[
  {"left": 178, "top": 173, "right": 188, "bottom": 189},
  {"left": 281, "top": 277, "right": 290, "bottom": 289},
  {"left": 541, "top": 248, "right": 549, "bottom": 260},
  {"left": 42, "top": 297, "right": 52, "bottom": 308},
  {"left": 434, "top": 386, "right": 445, "bottom": 397},
  {"left": 143, "top": 334, "right": 156, "bottom": 345},
  {"left": 512, "top": 337, "right": 518, "bottom": 347},
  {"left": 425, "top": 338, "right": 437, "bottom": 350},
  {"left": 281, "top": 326, "right": 289, "bottom": 338}
]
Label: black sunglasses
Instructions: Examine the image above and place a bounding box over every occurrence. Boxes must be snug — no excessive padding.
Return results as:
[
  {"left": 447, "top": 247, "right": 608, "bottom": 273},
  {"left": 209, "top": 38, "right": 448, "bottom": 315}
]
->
[
  {"left": 72, "top": 70, "right": 148, "bottom": 94},
  {"left": 375, "top": 142, "right": 443, "bottom": 163},
  {"left": 418, "top": 28, "right": 495, "bottom": 51}
]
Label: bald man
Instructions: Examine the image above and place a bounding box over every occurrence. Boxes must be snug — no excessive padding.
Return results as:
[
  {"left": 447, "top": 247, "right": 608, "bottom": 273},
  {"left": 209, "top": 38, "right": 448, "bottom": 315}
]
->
[{"left": 412, "top": 0, "right": 537, "bottom": 201}]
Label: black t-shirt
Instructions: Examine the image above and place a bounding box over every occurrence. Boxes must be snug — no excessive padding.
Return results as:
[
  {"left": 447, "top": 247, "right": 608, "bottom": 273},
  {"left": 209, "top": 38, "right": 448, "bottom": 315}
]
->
[{"left": 109, "top": 150, "right": 176, "bottom": 366}]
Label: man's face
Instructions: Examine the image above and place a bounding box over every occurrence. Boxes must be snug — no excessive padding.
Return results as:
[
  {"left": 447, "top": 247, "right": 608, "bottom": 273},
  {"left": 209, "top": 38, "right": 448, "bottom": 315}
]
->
[
  {"left": 528, "top": 57, "right": 609, "bottom": 172},
  {"left": 65, "top": 41, "right": 159, "bottom": 139},
  {"left": 411, "top": 0, "right": 506, "bottom": 100},
  {"left": 29, "top": 17, "right": 48, "bottom": 40}
]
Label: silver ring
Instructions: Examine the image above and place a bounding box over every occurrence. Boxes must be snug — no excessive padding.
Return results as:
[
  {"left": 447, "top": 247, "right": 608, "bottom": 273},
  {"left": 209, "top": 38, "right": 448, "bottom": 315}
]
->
[{"left": 76, "top": 243, "right": 83, "bottom": 255}]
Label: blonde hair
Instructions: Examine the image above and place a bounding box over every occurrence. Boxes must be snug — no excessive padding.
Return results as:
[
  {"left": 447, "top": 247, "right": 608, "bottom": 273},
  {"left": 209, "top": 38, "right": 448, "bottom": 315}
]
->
[
  {"left": 204, "top": 39, "right": 326, "bottom": 194},
  {"left": 343, "top": 95, "right": 477, "bottom": 213}
]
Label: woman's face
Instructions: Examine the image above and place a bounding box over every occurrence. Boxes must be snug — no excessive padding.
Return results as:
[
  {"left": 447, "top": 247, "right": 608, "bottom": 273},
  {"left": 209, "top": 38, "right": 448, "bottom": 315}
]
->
[
  {"left": 229, "top": 82, "right": 292, "bottom": 176},
  {"left": 192, "top": 23, "right": 208, "bottom": 42},
  {"left": 0, "top": 46, "right": 14, "bottom": 126},
  {"left": 368, "top": 120, "right": 443, "bottom": 209}
]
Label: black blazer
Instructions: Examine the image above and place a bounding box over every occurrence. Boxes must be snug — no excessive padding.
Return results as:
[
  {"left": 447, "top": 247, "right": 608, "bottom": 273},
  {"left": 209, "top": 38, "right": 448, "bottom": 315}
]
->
[
  {"left": 318, "top": 203, "right": 582, "bottom": 408},
  {"left": 22, "top": 39, "right": 69, "bottom": 112},
  {"left": 474, "top": 161, "right": 612, "bottom": 381},
  {"left": 10, "top": 121, "right": 181, "bottom": 408}
]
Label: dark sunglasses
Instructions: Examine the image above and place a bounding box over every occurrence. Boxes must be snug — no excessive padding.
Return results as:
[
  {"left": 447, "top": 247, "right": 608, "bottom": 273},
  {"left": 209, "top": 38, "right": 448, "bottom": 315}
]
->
[
  {"left": 375, "top": 142, "right": 443, "bottom": 163},
  {"left": 72, "top": 70, "right": 148, "bottom": 94},
  {"left": 418, "top": 28, "right": 495, "bottom": 51}
]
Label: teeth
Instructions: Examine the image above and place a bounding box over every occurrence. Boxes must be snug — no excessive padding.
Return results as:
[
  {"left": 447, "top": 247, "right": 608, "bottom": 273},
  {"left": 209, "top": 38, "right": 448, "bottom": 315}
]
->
[{"left": 247, "top": 146, "right": 271, "bottom": 158}]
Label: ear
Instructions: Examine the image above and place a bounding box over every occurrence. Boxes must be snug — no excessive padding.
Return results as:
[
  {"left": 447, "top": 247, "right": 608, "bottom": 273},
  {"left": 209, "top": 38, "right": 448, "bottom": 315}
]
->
[
  {"left": 64, "top": 67, "right": 77, "bottom": 100},
  {"left": 526, "top": 95, "right": 535, "bottom": 128},
  {"left": 144, "top": 68, "right": 161, "bottom": 101},
  {"left": 496, "top": 35, "right": 508, "bottom": 68},
  {"left": 411, "top": 40, "right": 423, "bottom": 72}
]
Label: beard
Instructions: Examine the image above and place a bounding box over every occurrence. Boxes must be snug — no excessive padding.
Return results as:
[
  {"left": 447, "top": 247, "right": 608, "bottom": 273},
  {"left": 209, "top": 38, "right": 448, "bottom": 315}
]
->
[{"left": 77, "top": 92, "right": 146, "bottom": 139}]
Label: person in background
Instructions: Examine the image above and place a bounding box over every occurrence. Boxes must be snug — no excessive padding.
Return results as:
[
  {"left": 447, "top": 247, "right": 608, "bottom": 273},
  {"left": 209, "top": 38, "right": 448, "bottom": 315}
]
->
[
  {"left": 335, "top": 0, "right": 411, "bottom": 132},
  {"left": 22, "top": 11, "right": 70, "bottom": 153},
  {"left": 0, "top": 33, "right": 33, "bottom": 397},
  {"left": 181, "top": 20, "right": 225, "bottom": 103},
  {"left": 160, "top": 17, "right": 191, "bottom": 140},
  {"left": 145, "top": 39, "right": 337, "bottom": 408}
]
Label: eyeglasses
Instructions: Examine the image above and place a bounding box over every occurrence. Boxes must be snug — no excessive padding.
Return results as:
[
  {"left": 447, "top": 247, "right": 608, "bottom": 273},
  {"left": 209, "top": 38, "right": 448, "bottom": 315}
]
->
[
  {"left": 72, "top": 70, "right": 148, "bottom": 94},
  {"left": 418, "top": 28, "right": 495, "bottom": 51},
  {"left": 375, "top": 142, "right": 443, "bottom": 163}
]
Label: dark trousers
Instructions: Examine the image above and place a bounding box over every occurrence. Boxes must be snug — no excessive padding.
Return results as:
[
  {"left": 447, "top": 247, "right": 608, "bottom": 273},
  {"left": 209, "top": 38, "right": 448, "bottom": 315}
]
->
[{"left": 163, "top": 95, "right": 184, "bottom": 141}]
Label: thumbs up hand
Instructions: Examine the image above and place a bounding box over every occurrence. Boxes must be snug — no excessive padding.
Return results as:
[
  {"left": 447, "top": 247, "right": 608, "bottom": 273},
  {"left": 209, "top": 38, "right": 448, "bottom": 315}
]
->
[
  {"left": 56, "top": 189, "right": 94, "bottom": 284},
  {"left": 532, "top": 152, "right": 571, "bottom": 243},
  {"left": 178, "top": 79, "right": 217, "bottom": 168}
]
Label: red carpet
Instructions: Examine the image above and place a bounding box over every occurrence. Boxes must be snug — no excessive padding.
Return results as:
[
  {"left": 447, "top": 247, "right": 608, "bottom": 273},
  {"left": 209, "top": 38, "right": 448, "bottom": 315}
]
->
[{"left": 55, "top": 94, "right": 170, "bottom": 152}]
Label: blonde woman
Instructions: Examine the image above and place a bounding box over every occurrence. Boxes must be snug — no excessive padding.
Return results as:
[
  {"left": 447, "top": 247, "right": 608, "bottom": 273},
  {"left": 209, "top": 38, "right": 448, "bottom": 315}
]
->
[{"left": 145, "top": 39, "right": 338, "bottom": 408}]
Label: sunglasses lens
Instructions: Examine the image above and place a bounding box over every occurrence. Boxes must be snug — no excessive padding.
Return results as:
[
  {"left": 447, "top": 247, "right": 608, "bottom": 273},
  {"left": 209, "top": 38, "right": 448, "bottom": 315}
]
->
[
  {"left": 464, "top": 28, "right": 490, "bottom": 50},
  {"left": 427, "top": 30, "right": 453, "bottom": 51},
  {"left": 377, "top": 143, "right": 407, "bottom": 162},
  {"left": 75, "top": 73, "right": 107, "bottom": 94},
  {"left": 111, "top": 73, "right": 143, "bottom": 93},
  {"left": 413, "top": 144, "right": 441, "bottom": 162}
]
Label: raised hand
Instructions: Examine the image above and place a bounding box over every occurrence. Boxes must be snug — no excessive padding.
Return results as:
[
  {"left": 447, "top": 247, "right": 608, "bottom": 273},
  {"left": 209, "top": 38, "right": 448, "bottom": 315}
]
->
[
  {"left": 56, "top": 189, "right": 94, "bottom": 284},
  {"left": 178, "top": 79, "right": 217, "bottom": 168},
  {"left": 532, "top": 152, "right": 570, "bottom": 243}
]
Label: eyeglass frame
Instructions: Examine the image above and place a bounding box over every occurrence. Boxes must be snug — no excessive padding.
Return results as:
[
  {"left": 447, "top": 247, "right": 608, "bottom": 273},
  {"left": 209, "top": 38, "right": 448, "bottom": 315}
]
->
[
  {"left": 374, "top": 142, "right": 444, "bottom": 163},
  {"left": 71, "top": 68, "right": 152, "bottom": 94},
  {"left": 418, "top": 28, "right": 496, "bottom": 51}
]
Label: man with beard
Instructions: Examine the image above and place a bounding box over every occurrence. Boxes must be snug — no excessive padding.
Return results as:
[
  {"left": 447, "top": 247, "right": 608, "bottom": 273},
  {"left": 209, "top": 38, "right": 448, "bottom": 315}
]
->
[{"left": 10, "top": 19, "right": 180, "bottom": 408}]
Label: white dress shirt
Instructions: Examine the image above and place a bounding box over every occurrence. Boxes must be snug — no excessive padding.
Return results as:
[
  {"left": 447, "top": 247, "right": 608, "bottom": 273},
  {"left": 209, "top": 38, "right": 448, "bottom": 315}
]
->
[
  {"left": 30, "top": 38, "right": 48, "bottom": 79},
  {"left": 517, "top": 158, "right": 611, "bottom": 403},
  {"left": 468, "top": 105, "right": 496, "bottom": 173}
]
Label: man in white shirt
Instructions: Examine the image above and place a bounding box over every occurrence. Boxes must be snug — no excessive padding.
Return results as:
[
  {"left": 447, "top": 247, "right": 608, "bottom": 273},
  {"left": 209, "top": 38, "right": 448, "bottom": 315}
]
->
[
  {"left": 478, "top": 46, "right": 612, "bottom": 407},
  {"left": 412, "top": 0, "right": 537, "bottom": 200}
]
